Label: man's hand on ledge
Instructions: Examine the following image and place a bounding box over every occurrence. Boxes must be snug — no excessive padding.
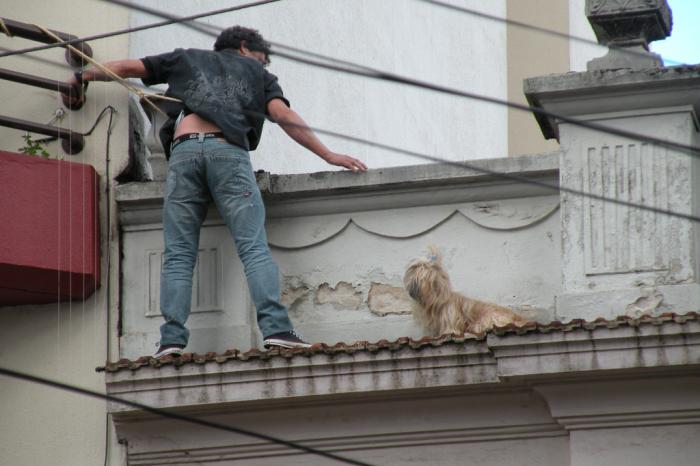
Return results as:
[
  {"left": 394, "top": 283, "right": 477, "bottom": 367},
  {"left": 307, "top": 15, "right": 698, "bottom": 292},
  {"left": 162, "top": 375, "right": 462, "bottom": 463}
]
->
[{"left": 324, "top": 152, "right": 368, "bottom": 173}]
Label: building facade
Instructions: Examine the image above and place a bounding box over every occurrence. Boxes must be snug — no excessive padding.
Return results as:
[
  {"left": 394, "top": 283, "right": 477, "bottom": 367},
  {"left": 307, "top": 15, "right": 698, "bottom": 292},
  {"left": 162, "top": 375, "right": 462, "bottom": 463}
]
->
[{"left": 1, "top": 1, "right": 698, "bottom": 465}]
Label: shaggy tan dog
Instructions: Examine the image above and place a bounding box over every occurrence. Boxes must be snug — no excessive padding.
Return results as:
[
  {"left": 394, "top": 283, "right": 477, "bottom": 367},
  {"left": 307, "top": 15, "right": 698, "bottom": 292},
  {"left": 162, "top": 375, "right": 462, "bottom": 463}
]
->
[{"left": 403, "top": 248, "right": 529, "bottom": 335}]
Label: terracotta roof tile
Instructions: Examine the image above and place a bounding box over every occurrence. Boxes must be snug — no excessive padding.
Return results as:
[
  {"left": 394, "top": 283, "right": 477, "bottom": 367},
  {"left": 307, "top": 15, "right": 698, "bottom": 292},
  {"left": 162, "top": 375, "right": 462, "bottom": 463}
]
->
[
  {"left": 491, "top": 311, "right": 699, "bottom": 336},
  {"left": 97, "top": 312, "right": 699, "bottom": 373}
]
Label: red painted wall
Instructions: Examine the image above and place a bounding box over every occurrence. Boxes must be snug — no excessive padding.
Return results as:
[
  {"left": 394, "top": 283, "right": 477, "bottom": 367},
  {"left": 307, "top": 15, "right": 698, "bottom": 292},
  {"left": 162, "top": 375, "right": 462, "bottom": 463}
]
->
[{"left": 0, "top": 150, "right": 100, "bottom": 305}]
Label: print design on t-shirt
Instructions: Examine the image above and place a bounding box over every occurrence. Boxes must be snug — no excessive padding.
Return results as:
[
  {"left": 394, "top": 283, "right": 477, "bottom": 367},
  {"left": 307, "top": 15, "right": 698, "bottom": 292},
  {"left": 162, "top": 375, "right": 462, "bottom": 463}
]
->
[{"left": 183, "top": 69, "right": 253, "bottom": 115}]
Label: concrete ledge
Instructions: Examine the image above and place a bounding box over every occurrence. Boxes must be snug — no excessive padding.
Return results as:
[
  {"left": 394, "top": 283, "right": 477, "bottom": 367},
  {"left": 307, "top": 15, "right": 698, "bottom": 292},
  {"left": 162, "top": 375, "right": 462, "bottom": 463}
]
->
[
  {"left": 265, "top": 154, "right": 560, "bottom": 199},
  {"left": 115, "top": 154, "right": 560, "bottom": 224}
]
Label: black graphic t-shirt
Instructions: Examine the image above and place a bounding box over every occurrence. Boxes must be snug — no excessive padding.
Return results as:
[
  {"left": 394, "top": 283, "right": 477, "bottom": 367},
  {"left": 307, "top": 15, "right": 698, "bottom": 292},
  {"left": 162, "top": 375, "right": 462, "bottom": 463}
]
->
[{"left": 141, "top": 48, "right": 289, "bottom": 155}]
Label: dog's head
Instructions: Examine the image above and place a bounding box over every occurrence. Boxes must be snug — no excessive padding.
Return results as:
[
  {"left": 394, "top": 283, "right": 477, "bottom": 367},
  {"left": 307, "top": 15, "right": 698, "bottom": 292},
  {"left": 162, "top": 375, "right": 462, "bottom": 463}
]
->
[{"left": 403, "top": 247, "right": 452, "bottom": 305}]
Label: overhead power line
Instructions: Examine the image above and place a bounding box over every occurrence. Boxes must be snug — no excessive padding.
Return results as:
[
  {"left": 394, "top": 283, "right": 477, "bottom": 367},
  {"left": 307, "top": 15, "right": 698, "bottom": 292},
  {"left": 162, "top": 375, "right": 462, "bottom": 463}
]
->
[
  {"left": 100, "top": 0, "right": 700, "bottom": 160},
  {"left": 1, "top": 4, "right": 694, "bottom": 462},
  {"left": 254, "top": 109, "right": 700, "bottom": 224},
  {"left": 416, "top": 0, "right": 684, "bottom": 66},
  {"left": 0, "top": 45, "right": 70, "bottom": 69},
  {"left": 4, "top": 1, "right": 698, "bottom": 223},
  {"left": 269, "top": 51, "right": 700, "bottom": 157},
  {"left": 3, "top": 0, "right": 697, "bottom": 157},
  {"left": 0, "top": 0, "right": 283, "bottom": 59},
  {"left": 0, "top": 366, "right": 378, "bottom": 466},
  {"left": 91, "top": 0, "right": 700, "bottom": 223},
  {"left": 5, "top": 0, "right": 695, "bottom": 223}
]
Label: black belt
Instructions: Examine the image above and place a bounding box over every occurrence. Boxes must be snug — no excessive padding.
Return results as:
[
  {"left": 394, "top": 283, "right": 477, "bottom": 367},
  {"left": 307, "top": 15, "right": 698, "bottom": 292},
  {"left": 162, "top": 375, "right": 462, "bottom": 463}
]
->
[{"left": 171, "top": 132, "right": 225, "bottom": 149}]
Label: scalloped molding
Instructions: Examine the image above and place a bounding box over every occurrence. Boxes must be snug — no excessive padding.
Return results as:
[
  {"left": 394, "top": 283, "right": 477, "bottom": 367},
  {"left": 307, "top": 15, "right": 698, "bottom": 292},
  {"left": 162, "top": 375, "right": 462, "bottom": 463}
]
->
[{"left": 267, "top": 196, "right": 560, "bottom": 249}]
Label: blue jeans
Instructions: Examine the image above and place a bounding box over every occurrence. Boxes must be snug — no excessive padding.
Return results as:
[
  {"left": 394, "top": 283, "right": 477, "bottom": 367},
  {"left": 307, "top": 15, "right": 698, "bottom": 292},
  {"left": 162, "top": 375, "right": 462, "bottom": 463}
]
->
[{"left": 159, "top": 136, "right": 293, "bottom": 346}]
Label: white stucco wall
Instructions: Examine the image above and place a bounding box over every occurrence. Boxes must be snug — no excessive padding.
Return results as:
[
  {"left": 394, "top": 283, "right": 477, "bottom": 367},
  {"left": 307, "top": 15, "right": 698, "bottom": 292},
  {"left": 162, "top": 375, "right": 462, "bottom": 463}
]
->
[
  {"left": 128, "top": 0, "right": 508, "bottom": 174},
  {"left": 0, "top": 2, "right": 129, "bottom": 465},
  {"left": 117, "top": 155, "right": 561, "bottom": 359}
]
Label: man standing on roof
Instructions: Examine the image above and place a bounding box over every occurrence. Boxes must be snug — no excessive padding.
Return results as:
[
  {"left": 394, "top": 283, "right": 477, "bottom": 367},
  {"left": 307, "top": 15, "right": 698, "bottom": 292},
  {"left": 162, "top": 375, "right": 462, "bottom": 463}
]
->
[{"left": 65, "top": 26, "right": 367, "bottom": 358}]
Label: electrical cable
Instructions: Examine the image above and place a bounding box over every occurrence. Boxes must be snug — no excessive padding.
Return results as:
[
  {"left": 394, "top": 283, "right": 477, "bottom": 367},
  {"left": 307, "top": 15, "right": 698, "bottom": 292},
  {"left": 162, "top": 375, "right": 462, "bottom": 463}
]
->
[
  {"left": 96, "top": 0, "right": 700, "bottom": 224},
  {"left": 3, "top": 0, "right": 697, "bottom": 157},
  {"left": 416, "top": 0, "right": 685, "bottom": 66},
  {"left": 269, "top": 50, "right": 700, "bottom": 158},
  {"left": 7, "top": 2, "right": 696, "bottom": 223},
  {"left": 0, "top": 10, "right": 349, "bottom": 465},
  {"left": 82, "top": 105, "right": 116, "bottom": 136},
  {"left": 1, "top": 5, "right": 696, "bottom": 463},
  {"left": 97, "top": 0, "right": 700, "bottom": 159},
  {"left": 35, "top": 24, "right": 177, "bottom": 119},
  {"left": 0, "top": 0, "right": 282, "bottom": 59},
  {"left": 102, "top": 104, "right": 116, "bottom": 466},
  {"left": 248, "top": 108, "right": 700, "bottom": 223},
  {"left": 103, "top": 412, "right": 110, "bottom": 466},
  {"left": 1, "top": 3, "right": 697, "bottom": 225},
  {"left": 0, "top": 45, "right": 71, "bottom": 69},
  {"left": 0, "top": 366, "right": 379, "bottom": 466},
  {"left": 66, "top": 84, "right": 699, "bottom": 223},
  {"left": 106, "top": 55, "right": 698, "bottom": 223},
  {"left": 33, "top": 105, "right": 116, "bottom": 143},
  {"left": 102, "top": 0, "right": 380, "bottom": 73},
  {"left": 5, "top": 8, "right": 696, "bottom": 277},
  {"left": 0, "top": 0, "right": 685, "bottom": 68}
]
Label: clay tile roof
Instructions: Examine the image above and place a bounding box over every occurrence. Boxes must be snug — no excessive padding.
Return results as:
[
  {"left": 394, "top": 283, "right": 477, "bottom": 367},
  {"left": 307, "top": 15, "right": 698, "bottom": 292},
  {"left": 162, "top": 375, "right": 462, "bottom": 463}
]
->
[
  {"left": 97, "top": 312, "right": 699, "bottom": 374},
  {"left": 490, "top": 311, "right": 699, "bottom": 336}
]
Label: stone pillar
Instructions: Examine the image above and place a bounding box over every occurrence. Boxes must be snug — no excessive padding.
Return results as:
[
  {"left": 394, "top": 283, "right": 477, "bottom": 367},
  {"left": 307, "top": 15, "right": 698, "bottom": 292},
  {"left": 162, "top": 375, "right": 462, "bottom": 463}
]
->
[{"left": 525, "top": 0, "right": 700, "bottom": 321}]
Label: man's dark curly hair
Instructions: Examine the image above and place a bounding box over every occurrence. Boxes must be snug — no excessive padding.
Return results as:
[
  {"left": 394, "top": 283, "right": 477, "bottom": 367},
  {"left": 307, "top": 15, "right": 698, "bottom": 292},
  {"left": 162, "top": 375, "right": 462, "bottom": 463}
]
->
[{"left": 214, "top": 26, "right": 271, "bottom": 57}]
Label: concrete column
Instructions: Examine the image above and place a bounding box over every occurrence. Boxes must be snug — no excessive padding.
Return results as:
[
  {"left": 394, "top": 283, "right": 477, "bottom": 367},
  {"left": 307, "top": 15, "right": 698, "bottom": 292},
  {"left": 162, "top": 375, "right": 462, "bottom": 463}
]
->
[
  {"left": 523, "top": 0, "right": 700, "bottom": 321},
  {"left": 559, "top": 102, "right": 699, "bottom": 319},
  {"left": 525, "top": 66, "right": 700, "bottom": 321}
]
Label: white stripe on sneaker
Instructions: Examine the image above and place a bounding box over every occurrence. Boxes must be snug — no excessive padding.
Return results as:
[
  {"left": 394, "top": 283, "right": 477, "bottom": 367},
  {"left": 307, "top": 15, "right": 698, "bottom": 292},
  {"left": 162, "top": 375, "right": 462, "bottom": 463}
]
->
[
  {"left": 263, "top": 338, "right": 312, "bottom": 349},
  {"left": 154, "top": 346, "right": 184, "bottom": 358}
]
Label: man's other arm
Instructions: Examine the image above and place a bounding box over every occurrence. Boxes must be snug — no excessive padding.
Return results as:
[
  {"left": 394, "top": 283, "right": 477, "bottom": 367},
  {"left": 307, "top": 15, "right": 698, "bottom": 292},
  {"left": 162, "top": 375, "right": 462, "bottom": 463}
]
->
[{"left": 267, "top": 98, "right": 367, "bottom": 173}]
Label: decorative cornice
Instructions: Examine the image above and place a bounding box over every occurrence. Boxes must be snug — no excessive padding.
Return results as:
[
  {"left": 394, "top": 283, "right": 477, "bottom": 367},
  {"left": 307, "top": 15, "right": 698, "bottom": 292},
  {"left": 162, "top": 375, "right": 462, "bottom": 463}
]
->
[
  {"left": 554, "top": 409, "right": 700, "bottom": 430},
  {"left": 115, "top": 154, "right": 560, "bottom": 228},
  {"left": 127, "top": 423, "right": 567, "bottom": 464},
  {"left": 535, "top": 375, "right": 700, "bottom": 430},
  {"left": 524, "top": 65, "right": 700, "bottom": 139},
  {"left": 107, "top": 335, "right": 496, "bottom": 415}
]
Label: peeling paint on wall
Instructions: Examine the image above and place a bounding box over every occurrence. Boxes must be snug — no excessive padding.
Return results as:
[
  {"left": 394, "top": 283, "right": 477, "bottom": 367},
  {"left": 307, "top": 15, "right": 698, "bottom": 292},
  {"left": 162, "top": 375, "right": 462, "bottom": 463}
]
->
[
  {"left": 367, "top": 283, "right": 414, "bottom": 316},
  {"left": 625, "top": 288, "right": 665, "bottom": 317},
  {"left": 281, "top": 285, "right": 310, "bottom": 310},
  {"left": 315, "top": 282, "right": 363, "bottom": 310}
]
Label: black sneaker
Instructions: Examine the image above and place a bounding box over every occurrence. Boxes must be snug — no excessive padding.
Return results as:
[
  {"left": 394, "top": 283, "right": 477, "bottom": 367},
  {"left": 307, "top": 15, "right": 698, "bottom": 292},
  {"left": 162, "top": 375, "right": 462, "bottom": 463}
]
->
[
  {"left": 154, "top": 344, "right": 185, "bottom": 358},
  {"left": 263, "top": 331, "right": 312, "bottom": 349}
]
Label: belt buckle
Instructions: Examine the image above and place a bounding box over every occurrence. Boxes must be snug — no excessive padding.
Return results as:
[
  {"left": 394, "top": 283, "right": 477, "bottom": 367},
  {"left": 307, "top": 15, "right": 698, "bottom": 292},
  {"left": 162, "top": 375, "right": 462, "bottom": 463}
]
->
[{"left": 197, "top": 132, "right": 205, "bottom": 143}]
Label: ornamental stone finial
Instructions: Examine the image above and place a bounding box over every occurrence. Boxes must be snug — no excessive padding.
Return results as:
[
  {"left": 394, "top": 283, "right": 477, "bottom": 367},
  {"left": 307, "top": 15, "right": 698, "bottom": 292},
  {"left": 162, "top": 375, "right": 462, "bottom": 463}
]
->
[{"left": 585, "top": 0, "right": 673, "bottom": 71}]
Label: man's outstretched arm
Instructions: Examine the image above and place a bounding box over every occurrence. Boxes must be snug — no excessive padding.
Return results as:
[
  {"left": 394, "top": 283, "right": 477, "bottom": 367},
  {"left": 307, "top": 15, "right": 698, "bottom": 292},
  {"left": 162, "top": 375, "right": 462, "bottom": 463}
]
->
[{"left": 267, "top": 98, "right": 367, "bottom": 172}]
